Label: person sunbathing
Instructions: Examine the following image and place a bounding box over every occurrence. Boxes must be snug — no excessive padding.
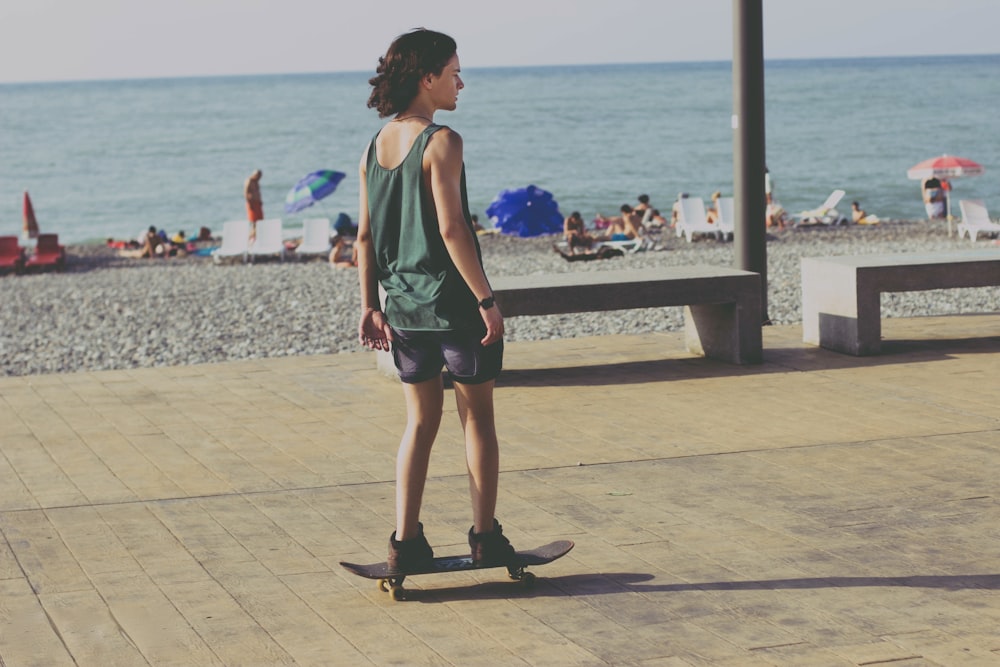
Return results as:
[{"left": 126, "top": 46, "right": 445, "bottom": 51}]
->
[
  {"left": 647, "top": 209, "right": 669, "bottom": 228},
  {"left": 705, "top": 191, "right": 722, "bottom": 223},
  {"left": 563, "top": 211, "right": 596, "bottom": 253},
  {"left": 765, "top": 193, "right": 788, "bottom": 230},
  {"left": 140, "top": 226, "right": 169, "bottom": 258},
  {"left": 851, "top": 201, "right": 879, "bottom": 225},
  {"left": 596, "top": 204, "right": 645, "bottom": 240},
  {"left": 329, "top": 234, "right": 358, "bottom": 268}
]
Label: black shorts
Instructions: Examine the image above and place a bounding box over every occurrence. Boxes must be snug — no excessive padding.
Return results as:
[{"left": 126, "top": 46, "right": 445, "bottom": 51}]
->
[{"left": 391, "top": 327, "right": 503, "bottom": 385}]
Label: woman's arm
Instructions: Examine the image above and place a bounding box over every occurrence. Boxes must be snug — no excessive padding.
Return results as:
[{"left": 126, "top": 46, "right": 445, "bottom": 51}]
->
[
  {"left": 356, "top": 147, "right": 393, "bottom": 351},
  {"left": 425, "top": 128, "right": 503, "bottom": 346}
]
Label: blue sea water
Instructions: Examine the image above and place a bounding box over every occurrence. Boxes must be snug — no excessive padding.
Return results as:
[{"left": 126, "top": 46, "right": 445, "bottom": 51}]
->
[{"left": 2, "top": 54, "right": 998, "bottom": 245}]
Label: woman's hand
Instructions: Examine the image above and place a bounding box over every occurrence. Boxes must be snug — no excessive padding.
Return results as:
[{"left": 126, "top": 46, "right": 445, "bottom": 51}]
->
[
  {"left": 480, "top": 304, "right": 504, "bottom": 346},
  {"left": 359, "top": 308, "right": 393, "bottom": 351}
]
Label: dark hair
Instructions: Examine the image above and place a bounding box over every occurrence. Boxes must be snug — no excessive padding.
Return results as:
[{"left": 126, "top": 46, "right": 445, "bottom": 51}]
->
[
  {"left": 637, "top": 194, "right": 649, "bottom": 204},
  {"left": 620, "top": 204, "right": 633, "bottom": 213},
  {"left": 367, "top": 28, "right": 457, "bottom": 117}
]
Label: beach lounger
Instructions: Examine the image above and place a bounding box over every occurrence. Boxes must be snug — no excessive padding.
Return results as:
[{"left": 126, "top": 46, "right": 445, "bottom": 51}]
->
[
  {"left": 715, "top": 196, "right": 735, "bottom": 240},
  {"left": 0, "top": 236, "right": 25, "bottom": 274},
  {"left": 295, "top": 218, "right": 332, "bottom": 258},
  {"left": 250, "top": 218, "right": 285, "bottom": 262},
  {"left": 554, "top": 231, "right": 651, "bottom": 257},
  {"left": 957, "top": 199, "right": 1000, "bottom": 242},
  {"left": 675, "top": 197, "right": 722, "bottom": 242},
  {"left": 794, "top": 189, "right": 846, "bottom": 226},
  {"left": 212, "top": 220, "right": 251, "bottom": 264},
  {"left": 248, "top": 218, "right": 286, "bottom": 262},
  {"left": 24, "top": 233, "right": 65, "bottom": 271},
  {"left": 594, "top": 238, "right": 645, "bottom": 253}
]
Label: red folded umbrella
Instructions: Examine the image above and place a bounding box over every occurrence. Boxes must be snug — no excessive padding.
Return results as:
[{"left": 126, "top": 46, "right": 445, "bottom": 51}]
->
[{"left": 22, "top": 190, "right": 39, "bottom": 240}]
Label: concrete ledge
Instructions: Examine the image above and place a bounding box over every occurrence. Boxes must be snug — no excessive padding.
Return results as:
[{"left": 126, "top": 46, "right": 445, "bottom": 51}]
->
[
  {"left": 802, "top": 250, "right": 1000, "bottom": 355},
  {"left": 377, "top": 266, "right": 763, "bottom": 375}
]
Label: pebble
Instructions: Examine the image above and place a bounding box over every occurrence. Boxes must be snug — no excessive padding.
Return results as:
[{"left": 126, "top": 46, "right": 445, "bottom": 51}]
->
[{"left": 1, "top": 220, "right": 997, "bottom": 377}]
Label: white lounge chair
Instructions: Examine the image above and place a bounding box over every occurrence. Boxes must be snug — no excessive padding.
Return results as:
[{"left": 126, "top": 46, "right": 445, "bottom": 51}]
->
[
  {"left": 594, "top": 236, "right": 647, "bottom": 253},
  {"left": 794, "top": 190, "right": 846, "bottom": 226},
  {"left": 715, "top": 196, "right": 735, "bottom": 240},
  {"left": 957, "top": 199, "right": 1000, "bottom": 242},
  {"left": 248, "top": 218, "right": 286, "bottom": 262},
  {"left": 295, "top": 218, "right": 332, "bottom": 258},
  {"left": 211, "top": 220, "right": 251, "bottom": 264},
  {"left": 676, "top": 197, "right": 722, "bottom": 242}
]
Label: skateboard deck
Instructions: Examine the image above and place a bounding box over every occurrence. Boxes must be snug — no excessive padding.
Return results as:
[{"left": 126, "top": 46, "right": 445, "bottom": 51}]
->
[{"left": 340, "top": 539, "right": 574, "bottom": 600}]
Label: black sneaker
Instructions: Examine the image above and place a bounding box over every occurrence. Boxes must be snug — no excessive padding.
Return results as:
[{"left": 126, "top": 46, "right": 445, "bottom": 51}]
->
[
  {"left": 468, "top": 518, "right": 518, "bottom": 567},
  {"left": 387, "top": 523, "right": 434, "bottom": 574}
]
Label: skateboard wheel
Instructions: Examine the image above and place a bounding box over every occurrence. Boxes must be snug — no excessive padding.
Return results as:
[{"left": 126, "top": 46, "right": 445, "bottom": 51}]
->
[
  {"left": 521, "top": 572, "right": 537, "bottom": 588},
  {"left": 378, "top": 578, "right": 391, "bottom": 592},
  {"left": 388, "top": 584, "right": 405, "bottom": 602}
]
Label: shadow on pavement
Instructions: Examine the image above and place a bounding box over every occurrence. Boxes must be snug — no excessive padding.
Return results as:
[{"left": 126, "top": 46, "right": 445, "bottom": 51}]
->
[{"left": 392, "top": 571, "right": 1000, "bottom": 603}]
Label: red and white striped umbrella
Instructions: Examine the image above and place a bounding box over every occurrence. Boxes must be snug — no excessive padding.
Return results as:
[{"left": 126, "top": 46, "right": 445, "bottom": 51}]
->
[
  {"left": 907, "top": 155, "right": 984, "bottom": 234},
  {"left": 906, "top": 154, "right": 984, "bottom": 180}
]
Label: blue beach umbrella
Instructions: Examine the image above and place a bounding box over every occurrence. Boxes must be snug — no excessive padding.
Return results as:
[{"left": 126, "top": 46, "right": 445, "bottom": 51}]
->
[
  {"left": 284, "top": 169, "right": 346, "bottom": 214},
  {"left": 485, "top": 185, "right": 563, "bottom": 238}
]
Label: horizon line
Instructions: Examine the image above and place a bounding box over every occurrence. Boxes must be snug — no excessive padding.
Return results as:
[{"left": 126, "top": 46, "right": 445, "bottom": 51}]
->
[{"left": 2, "top": 51, "right": 997, "bottom": 87}]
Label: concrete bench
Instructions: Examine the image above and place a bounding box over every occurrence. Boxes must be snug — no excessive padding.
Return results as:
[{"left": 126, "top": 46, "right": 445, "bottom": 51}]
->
[
  {"left": 376, "top": 266, "right": 762, "bottom": 375},
  {"left": 802, "top": 250, "right": 1000, "bottom": 355}
]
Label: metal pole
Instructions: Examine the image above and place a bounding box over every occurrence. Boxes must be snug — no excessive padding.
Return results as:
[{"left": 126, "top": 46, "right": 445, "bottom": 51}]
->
[{"left": 732, "top": 0, "right": 769, "bottom": 323}]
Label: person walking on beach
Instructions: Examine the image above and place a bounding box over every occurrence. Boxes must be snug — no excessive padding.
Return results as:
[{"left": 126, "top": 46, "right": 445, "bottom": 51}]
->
[
  {"left": 355, "top": 28, "right": 517, "bottom": 573},
  {"left": 244, "top": 169, "right": 264, "bottom": 239}
]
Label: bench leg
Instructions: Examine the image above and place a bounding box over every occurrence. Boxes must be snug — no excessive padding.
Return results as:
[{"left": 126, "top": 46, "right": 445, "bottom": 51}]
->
[
  {"left": 802, "top": 260, "right": 880, "bottom": 355},
  {"left": 684, "top": 300, "right": 762, "bottom": 364}
]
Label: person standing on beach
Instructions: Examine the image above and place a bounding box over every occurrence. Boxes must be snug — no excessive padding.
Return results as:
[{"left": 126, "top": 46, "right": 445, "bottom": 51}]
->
[
  {"left": 355, "top": 28, "right": 517, "bottom": 573},
  {"left": 922, "top": 176, "right": 946, "bottom": 220},
  {"left": 244, "top": 169, "right": 264, "bottom": 239}
]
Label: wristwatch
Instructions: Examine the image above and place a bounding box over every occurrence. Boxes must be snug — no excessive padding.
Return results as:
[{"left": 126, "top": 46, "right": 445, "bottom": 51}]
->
[{"left": 478, "top": 295, "right": 495, "bottom": 310}]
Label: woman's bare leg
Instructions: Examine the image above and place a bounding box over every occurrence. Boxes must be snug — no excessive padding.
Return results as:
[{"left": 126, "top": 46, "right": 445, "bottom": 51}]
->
[
  {"left": 395, "top": 375, "right": 444, "bottom": 540},
  {"left": 453, "top": 380, "right": 499, "bottom": 534}
]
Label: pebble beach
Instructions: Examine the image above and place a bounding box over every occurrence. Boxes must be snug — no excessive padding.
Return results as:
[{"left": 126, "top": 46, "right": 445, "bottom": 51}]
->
[{"left": 2, "top": 220, "right": 997, "bottom": 378}]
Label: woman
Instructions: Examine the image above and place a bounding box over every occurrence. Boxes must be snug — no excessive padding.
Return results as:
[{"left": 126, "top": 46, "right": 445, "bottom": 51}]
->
[
  {"left": 355, "top": 28, "right": 517, "bottom": 573},
  {"left": 563, "top": 211, "right": 595, "bottom": 253},
  {"left": 705, "top": 190, "right": 722, "bottom": 223}
]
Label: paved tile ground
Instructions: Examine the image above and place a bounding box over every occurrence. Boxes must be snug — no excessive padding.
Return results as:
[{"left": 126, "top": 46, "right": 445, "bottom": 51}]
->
[{"left": 1, "top": 315, "right": 999, "bottom": 666}]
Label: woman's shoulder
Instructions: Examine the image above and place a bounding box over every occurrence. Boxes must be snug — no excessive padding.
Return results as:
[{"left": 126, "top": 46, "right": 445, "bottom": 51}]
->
[
  {"left": 426, "top": 123, "right": 459, "bottom": 140},
  {"left": 423, "top": 125, "right": 463, "bottom": 161}
]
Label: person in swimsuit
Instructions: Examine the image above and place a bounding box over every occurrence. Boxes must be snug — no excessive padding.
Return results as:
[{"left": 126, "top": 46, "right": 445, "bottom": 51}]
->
[
  {"left": 633, "top": 193, "right": 653, "bottom": 223},
  {"left": 597, "top": 204, "right": 645, "bottom": 240},
  {"left": 563, "top": 211, "right": 595, "bottom": 253},
  {"left": 705, "top": 190, "right": 722, "bottom": 223},
  {"left": 355, "top": 28, "right": 517, "bottom": 573},
  {"left": 244, "top": 169, "right": 263, "bottom": 239}
]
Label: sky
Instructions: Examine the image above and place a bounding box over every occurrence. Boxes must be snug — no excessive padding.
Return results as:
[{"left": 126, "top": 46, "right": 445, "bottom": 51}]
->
[{"left": 1, "top": 0, "right": 998, "bottom": 84}]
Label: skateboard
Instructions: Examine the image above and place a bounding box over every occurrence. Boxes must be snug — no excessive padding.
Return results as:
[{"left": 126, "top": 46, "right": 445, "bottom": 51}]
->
[{"left": 340, "top": 539, "right": 574, "bottom": 601}]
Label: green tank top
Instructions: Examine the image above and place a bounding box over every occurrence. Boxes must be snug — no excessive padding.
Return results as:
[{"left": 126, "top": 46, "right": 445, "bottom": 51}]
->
[{"left": 366, "top": 124, "right": 482, "bottom": 331}]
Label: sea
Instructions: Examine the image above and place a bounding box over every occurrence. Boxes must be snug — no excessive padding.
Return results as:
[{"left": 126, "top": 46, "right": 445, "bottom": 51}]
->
[{"left": 2, "top": 54, "right": 999, "bottom": 245}]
